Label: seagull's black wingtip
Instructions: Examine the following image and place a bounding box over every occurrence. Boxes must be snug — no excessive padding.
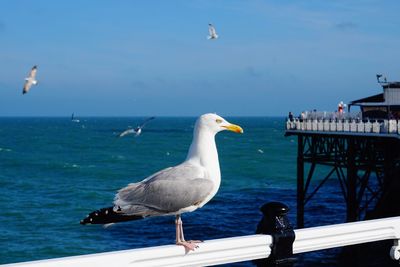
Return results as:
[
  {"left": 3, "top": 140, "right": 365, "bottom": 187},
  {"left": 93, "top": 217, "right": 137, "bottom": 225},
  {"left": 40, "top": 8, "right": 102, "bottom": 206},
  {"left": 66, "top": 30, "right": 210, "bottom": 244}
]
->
[
  {"left": 80, "top": 206, "right": 144, "bottom": 225},
  {"left": 80, "top": 214, "right": 91, "bottom": 225}
]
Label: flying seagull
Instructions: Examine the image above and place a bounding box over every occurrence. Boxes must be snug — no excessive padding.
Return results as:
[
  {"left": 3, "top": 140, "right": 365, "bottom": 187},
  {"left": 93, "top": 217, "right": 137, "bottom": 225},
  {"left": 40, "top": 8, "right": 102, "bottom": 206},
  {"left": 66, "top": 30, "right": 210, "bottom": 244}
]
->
[
  {"left": 207, "top": 23, "right": 218, "bottom": 40},
  {"left": 22, "top": 65, "right": 38, "bottom": 95},
  {"left": 81, "top": 113, "right": 243, "bottom": 250},
  {"left": 118, "top": 116, "right": 155, "bottom": 138}
]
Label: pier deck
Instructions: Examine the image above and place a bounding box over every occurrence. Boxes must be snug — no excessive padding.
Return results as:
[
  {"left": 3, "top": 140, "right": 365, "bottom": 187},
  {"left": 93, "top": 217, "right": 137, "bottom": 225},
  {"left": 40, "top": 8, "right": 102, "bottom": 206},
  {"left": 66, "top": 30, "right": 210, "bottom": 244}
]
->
[{"left": 286, "top": 129, "right": 400, "bottom": 139}]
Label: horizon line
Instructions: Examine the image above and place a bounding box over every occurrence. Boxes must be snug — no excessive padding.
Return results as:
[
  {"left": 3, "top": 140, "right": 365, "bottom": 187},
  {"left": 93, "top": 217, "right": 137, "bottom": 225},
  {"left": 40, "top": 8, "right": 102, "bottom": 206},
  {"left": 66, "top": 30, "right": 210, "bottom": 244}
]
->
[{"left": 0, "top": 114, "right": 286, "bottom": 118}]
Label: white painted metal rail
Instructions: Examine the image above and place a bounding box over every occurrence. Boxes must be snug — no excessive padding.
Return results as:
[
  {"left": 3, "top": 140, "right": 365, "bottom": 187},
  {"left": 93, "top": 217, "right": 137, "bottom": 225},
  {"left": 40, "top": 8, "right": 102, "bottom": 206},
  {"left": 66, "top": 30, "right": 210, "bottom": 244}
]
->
[
  {"left": 294, "top": 216, "right": 400, "bottom": 255},
  {"left": 3, "top": 217, "right": 400, "bottom": 267}
]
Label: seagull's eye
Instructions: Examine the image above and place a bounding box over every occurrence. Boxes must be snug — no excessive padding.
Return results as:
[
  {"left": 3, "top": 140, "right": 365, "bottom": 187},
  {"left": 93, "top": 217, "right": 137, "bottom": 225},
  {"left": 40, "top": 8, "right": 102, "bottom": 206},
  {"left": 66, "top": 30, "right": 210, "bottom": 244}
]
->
[{"left": 216, "top": 119, "right": 223, "bottom": 124}]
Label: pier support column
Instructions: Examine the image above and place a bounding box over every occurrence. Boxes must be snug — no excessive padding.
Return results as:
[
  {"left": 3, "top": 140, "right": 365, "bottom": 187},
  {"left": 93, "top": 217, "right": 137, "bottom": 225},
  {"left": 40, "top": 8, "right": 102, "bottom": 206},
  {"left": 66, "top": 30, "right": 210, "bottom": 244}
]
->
[
  {"left": 297, "top": 135, "right": 305, "bottom": 228},
  {"left": 347, "top": 138, "right": 357, "bottom": 222}
]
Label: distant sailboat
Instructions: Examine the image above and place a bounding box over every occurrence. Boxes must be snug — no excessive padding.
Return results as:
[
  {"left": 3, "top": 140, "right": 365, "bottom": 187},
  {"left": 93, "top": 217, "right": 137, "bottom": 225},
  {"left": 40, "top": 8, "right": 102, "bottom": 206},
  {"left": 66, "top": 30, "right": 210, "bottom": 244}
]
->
[{"left": 71, "top": 113, "right": 80, "bottom": 123}]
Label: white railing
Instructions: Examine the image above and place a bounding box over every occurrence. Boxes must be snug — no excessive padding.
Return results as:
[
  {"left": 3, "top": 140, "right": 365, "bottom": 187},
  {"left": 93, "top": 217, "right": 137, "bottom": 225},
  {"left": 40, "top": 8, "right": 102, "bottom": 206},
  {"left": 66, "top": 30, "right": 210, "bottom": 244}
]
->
[
  {"left": 3, "top": 217, "right": 400, "bottom": 267},
  {"left": 2, "top": 236, "right": 273, "bottom": 267},
  {"left": 286, "top": 119, "right": 400, "bottom": 135},
  {"left": 297, "top": 111, "right": 361, "bottom": 121}
]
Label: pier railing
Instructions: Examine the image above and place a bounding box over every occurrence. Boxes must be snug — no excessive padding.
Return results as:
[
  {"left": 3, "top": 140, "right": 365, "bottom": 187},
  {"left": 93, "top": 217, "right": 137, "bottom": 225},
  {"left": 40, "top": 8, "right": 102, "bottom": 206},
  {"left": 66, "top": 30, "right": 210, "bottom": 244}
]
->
[
  {"left": 286, "top": 118, "right": 400, "bottom": 135},
  {"left": 297, "top": 111, "right": 360, "bottom": 121},
  {"left": 4, "top": 216, "right": 400, "bottom": 267}
]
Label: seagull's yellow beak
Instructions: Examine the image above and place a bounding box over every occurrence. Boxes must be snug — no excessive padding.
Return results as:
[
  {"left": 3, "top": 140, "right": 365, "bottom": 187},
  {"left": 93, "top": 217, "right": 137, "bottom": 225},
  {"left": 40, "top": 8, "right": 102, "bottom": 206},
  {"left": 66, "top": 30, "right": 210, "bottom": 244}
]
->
[{"left": 223, "top": 123, "right": 244, "bottom": 134}]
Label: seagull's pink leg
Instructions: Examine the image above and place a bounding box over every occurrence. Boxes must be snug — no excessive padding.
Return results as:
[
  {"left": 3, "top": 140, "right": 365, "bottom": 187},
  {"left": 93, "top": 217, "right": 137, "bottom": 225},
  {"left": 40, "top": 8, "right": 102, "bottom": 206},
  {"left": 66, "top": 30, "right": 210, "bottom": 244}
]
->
[
  {"left": 178, "top": 216, "right": 202, "bottom": 244},
  {"left": 175, "top": 215, "right": 181, "bottom": 243},
  {"left": 175, "top": 215, "right": 199, "bottom": 251}
]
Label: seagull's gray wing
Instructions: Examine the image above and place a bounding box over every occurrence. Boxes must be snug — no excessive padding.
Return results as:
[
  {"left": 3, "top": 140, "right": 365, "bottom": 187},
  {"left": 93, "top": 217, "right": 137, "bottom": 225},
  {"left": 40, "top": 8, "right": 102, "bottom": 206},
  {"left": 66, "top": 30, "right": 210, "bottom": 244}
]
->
[
  {"left": 114, "top": 163, "right": 214, "bottom": 216},
  {"left": 138, "top": 116, "right": 155, "bottom": 129},
  {"left": 209, "top": 24, "right": 216, "bottom": 36},
  {"left": 22, "top": 80, "right": 32, "bottom": 94},
  {"left": 118, "top": 128, "right": 135, "bottom": 137},
  {"left": 29, "top": 66, "right": 37, "bottom": 79}
]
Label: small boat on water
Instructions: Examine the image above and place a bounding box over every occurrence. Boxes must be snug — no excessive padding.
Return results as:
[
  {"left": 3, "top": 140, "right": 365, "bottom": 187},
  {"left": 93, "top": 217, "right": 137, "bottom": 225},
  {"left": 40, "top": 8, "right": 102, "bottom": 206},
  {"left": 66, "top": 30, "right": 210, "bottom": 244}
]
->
[{"left": 71, "top": 113, "right": 80, "bottom": 123}]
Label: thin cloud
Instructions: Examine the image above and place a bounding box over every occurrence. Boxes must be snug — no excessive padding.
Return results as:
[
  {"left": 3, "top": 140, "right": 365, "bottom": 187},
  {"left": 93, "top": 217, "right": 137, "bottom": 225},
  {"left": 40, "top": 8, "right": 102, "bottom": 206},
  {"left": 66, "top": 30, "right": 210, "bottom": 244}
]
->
[
  {"left": 335, "top": 22, "right": 357, "bottom": 30},
  {"left": 245, "top": 66, "right": 262, "bottom": 77},
  {"left": 130, "top": 80, "right": 149, "bottom": 90}
]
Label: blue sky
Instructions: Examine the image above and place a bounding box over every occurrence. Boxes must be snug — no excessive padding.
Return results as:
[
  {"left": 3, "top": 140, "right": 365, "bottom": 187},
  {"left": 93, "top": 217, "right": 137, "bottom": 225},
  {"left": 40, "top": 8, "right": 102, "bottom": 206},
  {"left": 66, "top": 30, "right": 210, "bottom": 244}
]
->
[{"left": 1, "top": 0, "right": 400, "bottom": 116}]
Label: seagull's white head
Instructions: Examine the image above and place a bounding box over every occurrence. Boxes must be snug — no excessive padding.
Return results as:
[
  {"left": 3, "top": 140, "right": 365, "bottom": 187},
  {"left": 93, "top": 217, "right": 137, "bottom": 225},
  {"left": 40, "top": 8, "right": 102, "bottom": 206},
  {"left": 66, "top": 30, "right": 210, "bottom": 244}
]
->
[{"left": 196, "top": 113, "right": 243, "bottom": 135}]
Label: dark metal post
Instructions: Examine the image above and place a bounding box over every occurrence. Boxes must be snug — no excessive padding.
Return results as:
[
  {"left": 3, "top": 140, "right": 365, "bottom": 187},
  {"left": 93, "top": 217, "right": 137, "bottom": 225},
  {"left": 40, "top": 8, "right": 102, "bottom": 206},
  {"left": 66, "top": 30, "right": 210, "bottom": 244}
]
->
[
  {"left": 254, "top": 202, "right": 296, "bottom": 266},
  {"left": 383, "top": 141, "right": 394, "bottom": 189},
  {"left": 347, "top": 138, "right": 357, "bottom": 222},
  {"left": 297, "top": 135, "right": 305, "bottom": 228}
]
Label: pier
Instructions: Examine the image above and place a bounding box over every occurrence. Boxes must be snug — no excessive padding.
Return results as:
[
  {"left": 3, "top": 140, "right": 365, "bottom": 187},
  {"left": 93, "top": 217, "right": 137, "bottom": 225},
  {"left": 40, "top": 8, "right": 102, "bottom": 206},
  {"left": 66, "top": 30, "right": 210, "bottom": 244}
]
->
[
  {"left": 286, "top": 78, "right": 400, "bottom": 228},
  {"left": 286, "top": 122, "right": 400, "bottom": 228}
]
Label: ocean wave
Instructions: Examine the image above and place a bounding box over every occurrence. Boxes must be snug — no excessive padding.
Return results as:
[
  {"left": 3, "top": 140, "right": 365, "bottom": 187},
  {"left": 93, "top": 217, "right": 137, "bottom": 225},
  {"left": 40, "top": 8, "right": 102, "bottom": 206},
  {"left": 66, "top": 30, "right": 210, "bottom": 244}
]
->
[{"left": 63, "top": 163, "right": 80, "bottom": 168}]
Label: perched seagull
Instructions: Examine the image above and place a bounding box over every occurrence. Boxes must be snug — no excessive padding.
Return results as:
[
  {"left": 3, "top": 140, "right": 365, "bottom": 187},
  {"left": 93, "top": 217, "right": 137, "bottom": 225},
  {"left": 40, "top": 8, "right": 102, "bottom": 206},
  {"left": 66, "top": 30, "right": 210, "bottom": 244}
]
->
[
  {"left": 207, "top": 23, "right": 218, "bottom": 40},
  {"left": 376, "top": 74, "right": 382, "bottom": 82},
  {"left": 22, "top": 65, "right": 38, "bottom": 95},
  {"left": 118, "top": 116, "right": 155, "bottom": 138},
  {"left": 81, "top": 113, "right": 243, "bottom": 250}
]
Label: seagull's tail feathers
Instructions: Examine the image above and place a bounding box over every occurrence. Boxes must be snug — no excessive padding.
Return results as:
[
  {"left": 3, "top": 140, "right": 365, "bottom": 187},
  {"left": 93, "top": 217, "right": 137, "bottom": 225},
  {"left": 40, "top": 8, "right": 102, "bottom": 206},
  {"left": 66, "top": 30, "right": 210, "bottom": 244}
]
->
[
  {"left": 80, "top": 206, "right": 144, "bottom": 225},
  {"left": 32, "top": 80, "right": 38, "bottom": 85}
]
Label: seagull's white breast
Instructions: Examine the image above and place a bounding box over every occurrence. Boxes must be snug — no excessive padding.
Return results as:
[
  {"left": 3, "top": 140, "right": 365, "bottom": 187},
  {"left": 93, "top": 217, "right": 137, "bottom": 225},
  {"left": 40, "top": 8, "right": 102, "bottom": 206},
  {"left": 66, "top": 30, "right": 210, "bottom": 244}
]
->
[{"left": 185, "top": 125, "right": 221, "bottom": 209}]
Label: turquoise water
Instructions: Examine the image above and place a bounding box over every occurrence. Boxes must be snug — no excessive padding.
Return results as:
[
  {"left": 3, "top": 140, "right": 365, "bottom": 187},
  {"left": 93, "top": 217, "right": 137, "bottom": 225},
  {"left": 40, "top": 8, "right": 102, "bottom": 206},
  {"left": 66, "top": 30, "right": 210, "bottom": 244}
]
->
[{"left": 0, "top": 117, "right": 345, "bottom": 265}]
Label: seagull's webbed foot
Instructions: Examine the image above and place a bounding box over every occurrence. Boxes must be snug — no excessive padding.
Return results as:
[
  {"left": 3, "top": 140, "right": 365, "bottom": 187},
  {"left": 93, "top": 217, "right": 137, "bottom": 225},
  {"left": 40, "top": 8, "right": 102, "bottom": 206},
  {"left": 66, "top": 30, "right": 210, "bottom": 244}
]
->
[
  {"left": 176, "top": 240, "right": 199, "bottom": 251},
  {"left": 185, "top": 240, "right": 203, "bottom": 243}
]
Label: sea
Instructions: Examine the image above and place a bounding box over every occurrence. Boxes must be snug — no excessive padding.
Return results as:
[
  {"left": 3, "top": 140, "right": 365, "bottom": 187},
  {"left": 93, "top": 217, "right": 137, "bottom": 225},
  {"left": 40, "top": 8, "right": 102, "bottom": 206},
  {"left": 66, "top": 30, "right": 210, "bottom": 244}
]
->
[{"left": 0, "top": 117, "right": 348, "bottom": 266}]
